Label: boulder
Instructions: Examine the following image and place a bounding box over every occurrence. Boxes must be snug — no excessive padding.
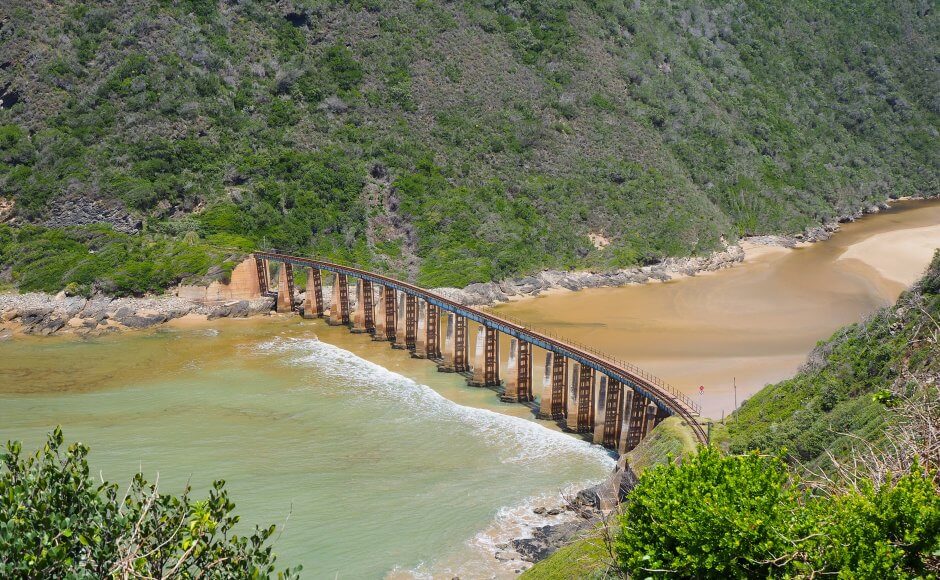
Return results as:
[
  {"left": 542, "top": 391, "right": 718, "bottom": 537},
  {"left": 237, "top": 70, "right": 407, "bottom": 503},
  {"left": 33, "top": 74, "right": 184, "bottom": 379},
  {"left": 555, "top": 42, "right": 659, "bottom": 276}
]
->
[{"left": 119, "top": 314, "right": 167, "bottom": 328}]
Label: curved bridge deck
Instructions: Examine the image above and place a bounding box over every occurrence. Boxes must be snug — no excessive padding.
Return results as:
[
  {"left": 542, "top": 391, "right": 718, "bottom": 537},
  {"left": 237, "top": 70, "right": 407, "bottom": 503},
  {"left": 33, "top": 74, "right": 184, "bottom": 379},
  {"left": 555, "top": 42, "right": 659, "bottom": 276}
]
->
[{"left": 255, "top": 251, "right": 707, "bottom": 449}]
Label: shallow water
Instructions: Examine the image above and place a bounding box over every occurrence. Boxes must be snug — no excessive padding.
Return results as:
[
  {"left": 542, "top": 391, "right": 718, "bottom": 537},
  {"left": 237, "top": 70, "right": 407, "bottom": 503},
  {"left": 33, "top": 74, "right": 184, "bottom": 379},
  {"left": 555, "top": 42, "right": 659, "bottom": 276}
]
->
[
  {"left": 495, "top": 199, "right": 940, "bottom": 419},
  {"left": 0, "top": 319, "right": 614, "bottom": 577}
]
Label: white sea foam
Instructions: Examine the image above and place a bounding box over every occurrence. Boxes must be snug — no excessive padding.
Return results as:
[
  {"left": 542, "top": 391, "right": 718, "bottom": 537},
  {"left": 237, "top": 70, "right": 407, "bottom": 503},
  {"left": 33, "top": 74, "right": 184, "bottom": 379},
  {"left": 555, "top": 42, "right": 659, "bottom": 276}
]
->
[
  {"left": 256, "top": 335, "right": 615, "bottom": 578},
  {"left": 255, "top": 336, "right": 617, "bottom": 469}
]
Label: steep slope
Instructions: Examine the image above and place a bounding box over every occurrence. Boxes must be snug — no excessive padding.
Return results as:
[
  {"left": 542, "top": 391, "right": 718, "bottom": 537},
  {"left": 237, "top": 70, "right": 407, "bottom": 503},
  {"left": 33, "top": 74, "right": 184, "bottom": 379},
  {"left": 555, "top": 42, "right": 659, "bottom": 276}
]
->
[
  {"left": 0, "top": 0, "right": 937, "bottom": 294},
  {"left": 727, "top": 250, "right": 940, "bottom": 471}
]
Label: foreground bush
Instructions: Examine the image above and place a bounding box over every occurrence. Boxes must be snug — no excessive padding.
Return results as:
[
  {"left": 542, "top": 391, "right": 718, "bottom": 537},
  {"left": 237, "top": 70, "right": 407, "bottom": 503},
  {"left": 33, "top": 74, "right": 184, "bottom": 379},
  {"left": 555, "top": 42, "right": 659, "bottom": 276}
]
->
[
  {"left": 617, "top": 447, "right": 939, "bottom": 578},
  {"left": 0, "top": 428, "right": 299, "bottom": 578}
]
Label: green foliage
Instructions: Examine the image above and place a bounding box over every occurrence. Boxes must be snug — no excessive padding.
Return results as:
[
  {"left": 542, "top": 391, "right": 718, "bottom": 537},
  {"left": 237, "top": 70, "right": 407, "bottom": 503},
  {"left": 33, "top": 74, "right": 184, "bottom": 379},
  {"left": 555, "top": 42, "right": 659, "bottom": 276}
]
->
[
  {"left": 0, "top": 428, "right": 299, "bottom": 578},
  {"left": 0, "top": 223, "right": 233, "bottom": 296},
  {"left": 616, "top": 447, "right": 940, "bottom": 578},
  {"left": 618, "top": 448, "right": 799, "bottom": 577},
  {"left": 322, "top": 44, "right": 363, "bottom": 92}
]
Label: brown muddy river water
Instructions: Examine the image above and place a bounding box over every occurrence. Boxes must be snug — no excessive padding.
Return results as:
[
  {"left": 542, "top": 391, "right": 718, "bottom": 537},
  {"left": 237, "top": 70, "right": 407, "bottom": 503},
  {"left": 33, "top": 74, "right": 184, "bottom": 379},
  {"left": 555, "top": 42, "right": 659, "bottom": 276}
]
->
[{"left": 495, "top": 199, "right": 940, "bottom": 419}]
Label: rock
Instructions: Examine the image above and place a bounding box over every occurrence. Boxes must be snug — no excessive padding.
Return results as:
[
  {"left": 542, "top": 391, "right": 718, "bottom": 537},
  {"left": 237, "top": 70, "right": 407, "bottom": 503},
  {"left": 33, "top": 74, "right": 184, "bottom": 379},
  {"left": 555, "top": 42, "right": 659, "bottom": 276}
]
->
[
  {"left": 36, "top": 317, "right": 66, "bottom": 335},
  {"left": 1, "top": 309, "right": 18, "bottom": 321},
  {"left": 545, "top": 507, "right": 562, "bottom": 516},
  {"left": 119, "top": 314, "right": 167, "bottom": 328},
  {"left": 495, "top": 550, "right": 523, "bottom": 562},
  {"left": 532, "top": 506, "right": 546, "bottom": 515},
  {"left": 228, "top": 300, "right": 250, "bottom": 317},
  {"left": 648, "top": 270, "right": 672, "bottom": 282},
  {"left": 41, "top": 193, "right": 139, "bottom": 233},
  {"left": 80, "top": 297, "right": 112, "bottom": 320},
  {"left": 575, "top": 486, "right": 601, "bottom": 510},
  {"left": 112, "top": 306, "right": 135, "bottom": 321},
  {"left": 19, "top": 307, "right": 53, "bottom": 328},
  {"left": 510, "top": 520, "right": 588, "bottom": 562}
]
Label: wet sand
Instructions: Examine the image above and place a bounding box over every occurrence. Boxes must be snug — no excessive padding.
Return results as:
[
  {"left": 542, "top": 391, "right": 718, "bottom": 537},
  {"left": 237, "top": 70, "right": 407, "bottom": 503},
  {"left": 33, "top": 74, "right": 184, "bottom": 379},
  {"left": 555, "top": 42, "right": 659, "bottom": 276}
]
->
[{"left": 495, "top": 199, "right": 940, "bottom": 419}]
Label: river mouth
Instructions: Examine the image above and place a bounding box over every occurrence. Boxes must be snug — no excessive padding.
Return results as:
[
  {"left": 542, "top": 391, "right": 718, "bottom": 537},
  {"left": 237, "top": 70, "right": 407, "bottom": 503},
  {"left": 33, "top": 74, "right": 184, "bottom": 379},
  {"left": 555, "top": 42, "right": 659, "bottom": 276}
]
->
[
  {"left": 494, "top": 198, "right": 940, "bottom": 419},
  {"left": 0, "top": 317, "right": 614, "bottom": 577},
  {"left": 1, "top": 199, "right": 938, "bottom": 576}
]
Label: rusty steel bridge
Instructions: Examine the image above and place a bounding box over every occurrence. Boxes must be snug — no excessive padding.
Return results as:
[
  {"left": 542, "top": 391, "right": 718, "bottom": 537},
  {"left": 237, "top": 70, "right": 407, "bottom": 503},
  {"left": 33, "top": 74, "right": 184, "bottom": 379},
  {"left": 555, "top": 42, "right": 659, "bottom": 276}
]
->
[{"left": 254, "top": 251, "right": 707, "bottom": 453}]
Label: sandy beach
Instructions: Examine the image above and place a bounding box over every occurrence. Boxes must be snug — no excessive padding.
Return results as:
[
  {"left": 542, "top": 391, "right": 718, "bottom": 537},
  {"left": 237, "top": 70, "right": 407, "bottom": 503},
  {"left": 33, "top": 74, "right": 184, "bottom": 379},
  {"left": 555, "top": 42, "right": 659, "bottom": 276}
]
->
[{"left": 837, "top": 223, "right": 940, "bottom": 287}]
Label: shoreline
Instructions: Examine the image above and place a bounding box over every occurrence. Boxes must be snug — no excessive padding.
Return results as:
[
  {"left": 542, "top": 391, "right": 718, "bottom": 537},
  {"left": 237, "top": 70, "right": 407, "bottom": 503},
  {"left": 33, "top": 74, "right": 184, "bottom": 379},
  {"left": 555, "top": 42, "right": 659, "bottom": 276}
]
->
[
  {"left": 434, "top": 198, "right": 932, "bottom": 307},
  {"left": 0, "top": 196, "right": 931, "bottom": 339}
]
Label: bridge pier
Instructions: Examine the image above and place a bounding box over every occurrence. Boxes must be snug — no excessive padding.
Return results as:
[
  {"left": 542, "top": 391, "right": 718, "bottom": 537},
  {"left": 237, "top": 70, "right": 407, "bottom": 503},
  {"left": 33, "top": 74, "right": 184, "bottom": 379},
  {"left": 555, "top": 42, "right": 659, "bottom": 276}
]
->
[
  {"left": 469, "top": 325, "right": 499, "bottom": 387},
  {"left": 620, "top": 389, "right": 647, "bottom": 453},
  {"left": 383, "top": 287, "right": 396, "bottom": 341},
  {"left": 426, "top": 304, "right": 441, "bottom": 360},
  {"left": 439, "top": 313, "right": 468, "bottom": 372},
  {"left": 351, "top": 279, "right": 368, "bottom": 333},
  {"left": 597, "top": 377, "right": 624, "bottom": 447},
  {"left": 539, "top": 352, "right": 568, "bottom": 420},
  {"left": 502, "top": 339, "right": 533, "bottom": 402},
  {"left": 392, "top": 292, "right": 408, "bottom": 349},
  {"left": 503, "top": 338, "right": 519, "bottom": 400},
  {"left": 372, "top": 285, "right": 385, "bottom": 337},
  {"left": 566, "top": 362, "right": 580, "bottom": 431},
  {"left": 255, "top": 257, "right": 271, "bottom": 296},
  {"left": 302, "top": 268, "right": 324, "bottom": 318},
  {"left": 413, "top": 300, "right": 428, "bottom": 358},
  {"left": 405, "top": 294, "right": 417, "bottom": 351},
  {"left": 327, "top": 274, "right": 348, "bottom": 326},
  {"left": 439, "top": 313, "right": 455, "bottom": 371},
  {"left": 276, "top": 263, "right": 294, "bottom": 313},
  {"left": 642, "top": 403, "right": 659, "bottom": 440},
  {"left": 577, "top": 364, "right": 596, "bottom": 433}
]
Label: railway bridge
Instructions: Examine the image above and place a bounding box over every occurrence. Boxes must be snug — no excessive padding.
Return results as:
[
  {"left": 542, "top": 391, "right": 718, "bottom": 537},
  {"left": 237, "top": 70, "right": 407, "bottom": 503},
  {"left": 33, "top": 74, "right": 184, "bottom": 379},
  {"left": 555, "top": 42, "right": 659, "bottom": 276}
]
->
[{"left": 253, "top": 251, "right": 707, "bottom": 453}]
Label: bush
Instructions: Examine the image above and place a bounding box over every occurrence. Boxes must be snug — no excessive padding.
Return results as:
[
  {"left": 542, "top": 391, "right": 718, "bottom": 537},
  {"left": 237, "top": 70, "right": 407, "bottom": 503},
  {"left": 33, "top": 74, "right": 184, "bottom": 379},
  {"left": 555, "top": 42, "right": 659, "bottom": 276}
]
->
[
  {"left": 616, "top": 447, "right": 939, "bottom": 578},
  {"left": 0, "top": 428, "right": 300, "bottom": 578}
]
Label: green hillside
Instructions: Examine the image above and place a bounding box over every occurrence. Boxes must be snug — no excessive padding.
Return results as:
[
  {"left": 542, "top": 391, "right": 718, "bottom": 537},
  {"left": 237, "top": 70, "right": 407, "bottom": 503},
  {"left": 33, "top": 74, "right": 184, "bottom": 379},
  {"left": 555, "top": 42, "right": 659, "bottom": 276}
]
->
[{"left": 1, "top": 0, "right": 937, "bottom": 294}]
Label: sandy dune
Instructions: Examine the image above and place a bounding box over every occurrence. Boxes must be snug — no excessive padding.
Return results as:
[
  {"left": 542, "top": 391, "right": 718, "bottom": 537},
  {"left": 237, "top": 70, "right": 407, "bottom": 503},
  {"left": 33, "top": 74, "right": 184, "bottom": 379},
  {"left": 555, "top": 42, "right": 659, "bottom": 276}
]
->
[{"left": 838, "top": 224, "right": 940, "bottom": 287}]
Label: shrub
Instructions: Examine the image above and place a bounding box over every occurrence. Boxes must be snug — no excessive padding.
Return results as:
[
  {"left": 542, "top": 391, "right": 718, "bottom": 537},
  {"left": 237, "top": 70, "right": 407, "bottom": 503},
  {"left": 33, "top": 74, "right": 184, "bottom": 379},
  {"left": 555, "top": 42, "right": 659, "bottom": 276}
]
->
[
  {"left": 0, "top": 428, "right": 300, "bottom": 578},
  {"left": 616, "top": 447, "right": 940, "bottom": 577}
]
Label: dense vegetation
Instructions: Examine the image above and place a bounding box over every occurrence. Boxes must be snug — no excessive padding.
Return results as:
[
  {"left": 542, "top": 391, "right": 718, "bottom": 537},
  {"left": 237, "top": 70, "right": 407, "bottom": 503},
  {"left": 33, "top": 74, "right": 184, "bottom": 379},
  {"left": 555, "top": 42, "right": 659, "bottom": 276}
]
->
[
  {"left": 0, "top": 428, "right": 299, "bottom": 578},
  {"left": 727, "top": 250, "right": 940, "bottom": 470},
  {"left": 0, "top": 223, "right": 239, "bottom": 296},
  {"left": 616, "top": 448, "right": 938, "bottom": 578},
  {"left": 1, "top": 0, "right": 937, "bottom": 292}
]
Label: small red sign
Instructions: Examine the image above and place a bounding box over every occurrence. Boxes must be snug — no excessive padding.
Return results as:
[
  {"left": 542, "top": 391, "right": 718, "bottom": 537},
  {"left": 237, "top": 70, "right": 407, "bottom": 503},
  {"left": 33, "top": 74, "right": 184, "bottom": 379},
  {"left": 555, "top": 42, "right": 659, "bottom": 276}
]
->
[{"left": 699, "top": 385, "right": 704, "bottom": 393}]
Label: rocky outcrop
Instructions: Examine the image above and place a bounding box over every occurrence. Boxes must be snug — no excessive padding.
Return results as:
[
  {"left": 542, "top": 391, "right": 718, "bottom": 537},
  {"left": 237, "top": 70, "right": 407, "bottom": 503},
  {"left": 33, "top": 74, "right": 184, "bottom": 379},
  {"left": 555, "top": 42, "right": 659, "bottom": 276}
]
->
[
  {"left": 435, "top": 243, "right": 747, "bottom": 306},
  {"left": 0, "top": 292, "right": 273, "bottom": 337},
  {"left": 41, "top": 194, "right": 140, "bottom": 234},
  {"left": 510, "top": 520, "right": 594, "bottom": 562}
]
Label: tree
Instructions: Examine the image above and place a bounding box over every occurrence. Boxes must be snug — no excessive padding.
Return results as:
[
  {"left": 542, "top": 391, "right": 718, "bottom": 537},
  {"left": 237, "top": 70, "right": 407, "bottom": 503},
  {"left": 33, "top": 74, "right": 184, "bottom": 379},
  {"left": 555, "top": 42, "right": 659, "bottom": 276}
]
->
[{"left": 0, "top": 428, "right": 300, "bottom": 579}]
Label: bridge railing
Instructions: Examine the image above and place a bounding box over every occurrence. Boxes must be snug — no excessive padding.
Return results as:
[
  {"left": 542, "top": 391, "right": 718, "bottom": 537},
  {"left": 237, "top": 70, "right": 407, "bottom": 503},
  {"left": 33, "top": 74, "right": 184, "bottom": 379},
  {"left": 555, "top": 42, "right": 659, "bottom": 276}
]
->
[{"left": 477, "top": 306, "right": 702, "bottom": 415}]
